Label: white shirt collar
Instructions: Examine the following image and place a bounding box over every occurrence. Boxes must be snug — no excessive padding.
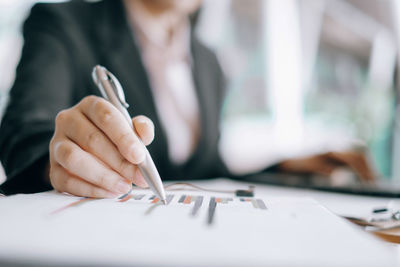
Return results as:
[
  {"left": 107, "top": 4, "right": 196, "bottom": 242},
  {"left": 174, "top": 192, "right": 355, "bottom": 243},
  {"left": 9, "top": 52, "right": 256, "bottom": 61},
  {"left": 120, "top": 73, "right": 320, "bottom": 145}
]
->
[{"left": 124, "top": 0, "right": 191, "bottom": 51}]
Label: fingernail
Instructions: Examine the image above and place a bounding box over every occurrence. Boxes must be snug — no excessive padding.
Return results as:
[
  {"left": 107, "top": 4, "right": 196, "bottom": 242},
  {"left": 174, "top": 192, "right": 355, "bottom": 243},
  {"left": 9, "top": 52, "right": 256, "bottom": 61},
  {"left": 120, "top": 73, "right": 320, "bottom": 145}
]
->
[
  {"left": 116, "top": 180, "right": 131, "bottom": 194},
  {"left": 130, "top": 143, "right": 146, "bottom": 163},
  {"left": 136, "top": 118, "right": 149, "bottom": 127}
]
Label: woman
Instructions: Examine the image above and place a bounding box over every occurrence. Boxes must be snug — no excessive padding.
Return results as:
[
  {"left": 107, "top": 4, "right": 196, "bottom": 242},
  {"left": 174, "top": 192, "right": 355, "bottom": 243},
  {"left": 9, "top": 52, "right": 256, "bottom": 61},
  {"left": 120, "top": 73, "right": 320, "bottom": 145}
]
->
[{"left": 0, "top": 0, "right": 374, "bottom": 197}]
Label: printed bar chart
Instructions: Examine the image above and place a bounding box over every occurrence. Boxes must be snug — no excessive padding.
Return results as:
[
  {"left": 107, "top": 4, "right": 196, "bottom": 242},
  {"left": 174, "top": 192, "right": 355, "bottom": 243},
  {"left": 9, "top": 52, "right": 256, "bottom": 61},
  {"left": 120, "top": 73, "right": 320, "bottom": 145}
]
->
[
  {"left": 178, "top": 195, "right": 186, "bottom": 203},
  {"left": 208, "top": 197, "right": 216, "bottom": 225},
  {"left": 118, "top": 194, "right": 146, "bottom": 202},
  {"left": 144, "top": 195, "right": 175, "bottom": 215},
  {"left": 178, "top": 195, "right": 204, "bottom": 216},
  {"left": 240, "top": 198, "right": 267, "bottom": 210},
  {"left": 148, "top": 195, "right": 174, "bottom": 205},
  {"left": 133, "top": 195, "right": 146, "bottom": 200},
  {"left": 207, "top": 197, "right": 233, "bottom": 225},
  {"left": 191, "top": 196, "right": 204, "bottom": 216},
  {"left": 51, "top": 193, "right": 267, "bottom": 225},
  {"left": 50, "top": 197, "right": 94, "bottom": 214},
  {"left": 216, "top": 197, "right": 233, "bottom": 204}
]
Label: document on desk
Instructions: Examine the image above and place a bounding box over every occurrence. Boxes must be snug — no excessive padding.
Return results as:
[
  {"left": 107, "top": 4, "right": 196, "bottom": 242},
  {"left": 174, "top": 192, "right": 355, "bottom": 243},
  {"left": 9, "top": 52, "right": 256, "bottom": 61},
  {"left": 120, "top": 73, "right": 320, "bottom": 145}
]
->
[{"left": 0, "top": 183, "right": 397, "bottom": 267}]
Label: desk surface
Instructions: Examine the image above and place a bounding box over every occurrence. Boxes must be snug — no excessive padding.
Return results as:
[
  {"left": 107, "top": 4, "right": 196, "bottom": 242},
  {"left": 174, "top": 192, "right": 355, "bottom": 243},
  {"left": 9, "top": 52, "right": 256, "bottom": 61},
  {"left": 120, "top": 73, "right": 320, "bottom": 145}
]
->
[
  {"left": 0, "top": 178, "right": 398, "bottom": 267},
  {"left": 187, "top": 179, "right": 394, "bottom": 217}
]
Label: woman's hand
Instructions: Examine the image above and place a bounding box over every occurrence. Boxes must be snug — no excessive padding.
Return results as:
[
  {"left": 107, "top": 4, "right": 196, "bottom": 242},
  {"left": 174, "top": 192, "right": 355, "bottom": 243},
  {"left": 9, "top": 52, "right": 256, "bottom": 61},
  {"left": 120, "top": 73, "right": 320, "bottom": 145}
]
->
[
  {"left": 49, "top": 95, "right": 155, "bottom": 198},
  {"left": 277, "top": 151, "right": 376, "bottom": 183}
]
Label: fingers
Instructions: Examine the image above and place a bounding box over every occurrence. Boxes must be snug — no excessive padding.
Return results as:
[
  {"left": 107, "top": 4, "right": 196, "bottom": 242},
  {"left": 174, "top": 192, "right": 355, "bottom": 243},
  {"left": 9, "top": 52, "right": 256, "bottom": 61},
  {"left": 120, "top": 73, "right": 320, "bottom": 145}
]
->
[
  {"left": 279, "top": 151, "right": 376, "bottom": 183},
  {"left": 61, "top": 110, "right": 147, "bottom": 187},
  {"left": 49, "top": 96, "right": 155, "bottom": 198},
  {"left": 327, "top": 152, "right": 376, "bottom": 182},
  {"left": 50, "top": 164, "right": 117, "bottom": 198},
  {"left": 132, "top": 115, "right": 154, "bottom": 146},
  {"left": 278, "top": 155, "right": 337, "bottom": 176},
  {"left": 79, "top": 96, "right": 146, "bottom": 164},
  {"left": 52, "top": 139, "right": 132, "bottom": 194}
]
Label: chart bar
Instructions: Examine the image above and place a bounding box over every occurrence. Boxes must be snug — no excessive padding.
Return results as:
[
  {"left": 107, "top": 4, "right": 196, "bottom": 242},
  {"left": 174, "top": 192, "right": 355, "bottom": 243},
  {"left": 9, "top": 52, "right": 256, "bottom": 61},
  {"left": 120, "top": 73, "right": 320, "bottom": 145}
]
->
[
  {"left": 178, "top": 195, "right": 186, "bottom": 203},
  {"left": 118, "top": 192, "right": 130, "bottom": 200},
  {"left": 165, "top": 194, "right": 174, "bottom": 205},
  {"left": 251, "top": 199, "right": 259, "bottom": 209},
  {"left": 132, "top": 194, "right": 145, "bottom": 200},
  {"left": 145, "top": 194, "right": 174, "bottom": 215},
  {"left": 119, "top": 194, "right": 146, "bottom": 202},
  {"left": 239, "top": 198, "right": 267, "bottom": 210},
  {"left": 150, "top": 195, "right": 174, "bottom": 205},
  {"left": 256, "top": 199, "right": 267, "bottom": 210},
  {"left": 183, "top": 196, "right": 192, "bottom": 204},
  {"left": 191, "top": 196, "right": 203, "bottom": 216},
  {"left": 50, "top": 197, "right": 94, "bottom": 215},
  {"left": 118, "top": 194, "right": 131, "bottom": 202},
  {"left": 208, "top": 197, "right": 217, "bottom": 225}
]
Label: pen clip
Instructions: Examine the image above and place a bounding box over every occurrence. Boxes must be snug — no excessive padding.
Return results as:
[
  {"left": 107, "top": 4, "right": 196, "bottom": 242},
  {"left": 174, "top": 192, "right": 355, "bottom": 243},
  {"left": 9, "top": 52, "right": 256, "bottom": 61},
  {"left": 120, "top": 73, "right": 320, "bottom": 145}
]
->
[
  {"left": 105, "top": 69, "right": 130, "bottom": 109},
  {"left": 92, "top": 65, "right": 130, "bottom": 109}
]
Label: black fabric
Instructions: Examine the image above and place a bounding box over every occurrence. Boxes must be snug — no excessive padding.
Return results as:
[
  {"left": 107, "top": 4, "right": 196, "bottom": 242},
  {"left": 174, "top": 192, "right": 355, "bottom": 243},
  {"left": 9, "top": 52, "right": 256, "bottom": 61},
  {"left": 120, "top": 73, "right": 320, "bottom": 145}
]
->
[{"left": 0, "top": 0, "right": 230, "bottom": 194}]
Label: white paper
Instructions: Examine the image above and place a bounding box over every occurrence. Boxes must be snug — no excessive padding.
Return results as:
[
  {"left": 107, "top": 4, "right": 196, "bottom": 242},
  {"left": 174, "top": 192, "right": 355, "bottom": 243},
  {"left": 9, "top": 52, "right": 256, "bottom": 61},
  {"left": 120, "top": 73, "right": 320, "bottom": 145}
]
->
[{"left": 0, "top": 179, "right": 397, "bottom": 267}]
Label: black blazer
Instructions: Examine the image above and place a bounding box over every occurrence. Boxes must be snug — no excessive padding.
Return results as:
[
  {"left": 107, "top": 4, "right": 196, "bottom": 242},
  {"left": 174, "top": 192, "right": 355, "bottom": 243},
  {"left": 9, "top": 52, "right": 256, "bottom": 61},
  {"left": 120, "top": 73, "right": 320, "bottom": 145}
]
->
[{"left": 0, "top": 0, "right": 229, "bottom": 194}]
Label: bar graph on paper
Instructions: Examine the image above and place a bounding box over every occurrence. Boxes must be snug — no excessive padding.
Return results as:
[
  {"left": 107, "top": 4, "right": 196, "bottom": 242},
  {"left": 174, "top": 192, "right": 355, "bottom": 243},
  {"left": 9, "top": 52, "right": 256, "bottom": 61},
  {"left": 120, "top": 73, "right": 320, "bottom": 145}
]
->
[{"left": 51, "top": 193, "right": 267, "bottom": 225}]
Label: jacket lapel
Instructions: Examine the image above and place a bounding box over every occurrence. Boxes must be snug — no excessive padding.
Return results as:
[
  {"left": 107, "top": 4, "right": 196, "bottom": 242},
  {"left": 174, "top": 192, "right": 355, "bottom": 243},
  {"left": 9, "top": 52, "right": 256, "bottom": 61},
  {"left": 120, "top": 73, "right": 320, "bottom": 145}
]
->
[
  {"left": 93, "top": 0, "right": 222, "bottom": 179},
  {"left": 181, "top": 34, "right": 221, "bottom": 178},
  {"left": 93, "top": 0, "right": 172, "bottom": 174}
]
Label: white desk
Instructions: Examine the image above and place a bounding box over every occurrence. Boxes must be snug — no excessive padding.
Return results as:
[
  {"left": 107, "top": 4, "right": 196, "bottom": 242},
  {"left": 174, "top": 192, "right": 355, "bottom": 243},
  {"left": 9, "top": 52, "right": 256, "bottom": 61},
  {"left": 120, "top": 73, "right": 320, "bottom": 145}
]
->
[
  {"left": 0, "top": 178, "right": 398, "bottom": 267},
  {"left": 217, "top": 180, "right": 396, "bottom": 218}
]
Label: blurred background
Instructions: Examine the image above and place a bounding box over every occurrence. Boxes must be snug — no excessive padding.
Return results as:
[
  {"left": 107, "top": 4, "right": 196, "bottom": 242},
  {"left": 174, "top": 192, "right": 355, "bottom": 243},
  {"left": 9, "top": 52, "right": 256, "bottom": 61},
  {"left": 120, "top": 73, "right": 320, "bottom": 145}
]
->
[{"left": 0, "top": 0, "right": 400, "bottom": 184}]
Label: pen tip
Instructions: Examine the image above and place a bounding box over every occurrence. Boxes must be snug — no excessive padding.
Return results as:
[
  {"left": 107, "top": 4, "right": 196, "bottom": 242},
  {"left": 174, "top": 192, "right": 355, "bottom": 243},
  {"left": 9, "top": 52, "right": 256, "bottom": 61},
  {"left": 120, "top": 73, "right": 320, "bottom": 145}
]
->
[{"left": 161, "top": 199, "right": 167, "bottom": 205}]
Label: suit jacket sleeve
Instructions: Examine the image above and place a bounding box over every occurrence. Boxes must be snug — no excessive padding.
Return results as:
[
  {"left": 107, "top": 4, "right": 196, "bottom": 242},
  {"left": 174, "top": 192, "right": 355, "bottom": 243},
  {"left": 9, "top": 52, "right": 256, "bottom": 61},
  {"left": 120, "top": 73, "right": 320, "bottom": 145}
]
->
[{"left": 0, "top": 4, "right": 73, "bottom": 194}]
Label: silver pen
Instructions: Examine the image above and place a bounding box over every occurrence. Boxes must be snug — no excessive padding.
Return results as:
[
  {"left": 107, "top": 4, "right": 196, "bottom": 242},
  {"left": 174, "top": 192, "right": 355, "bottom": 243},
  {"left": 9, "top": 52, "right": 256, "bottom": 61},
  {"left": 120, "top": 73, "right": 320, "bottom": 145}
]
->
[{"left": 92, "top": 65, "right": 167, "bottom": 204}]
